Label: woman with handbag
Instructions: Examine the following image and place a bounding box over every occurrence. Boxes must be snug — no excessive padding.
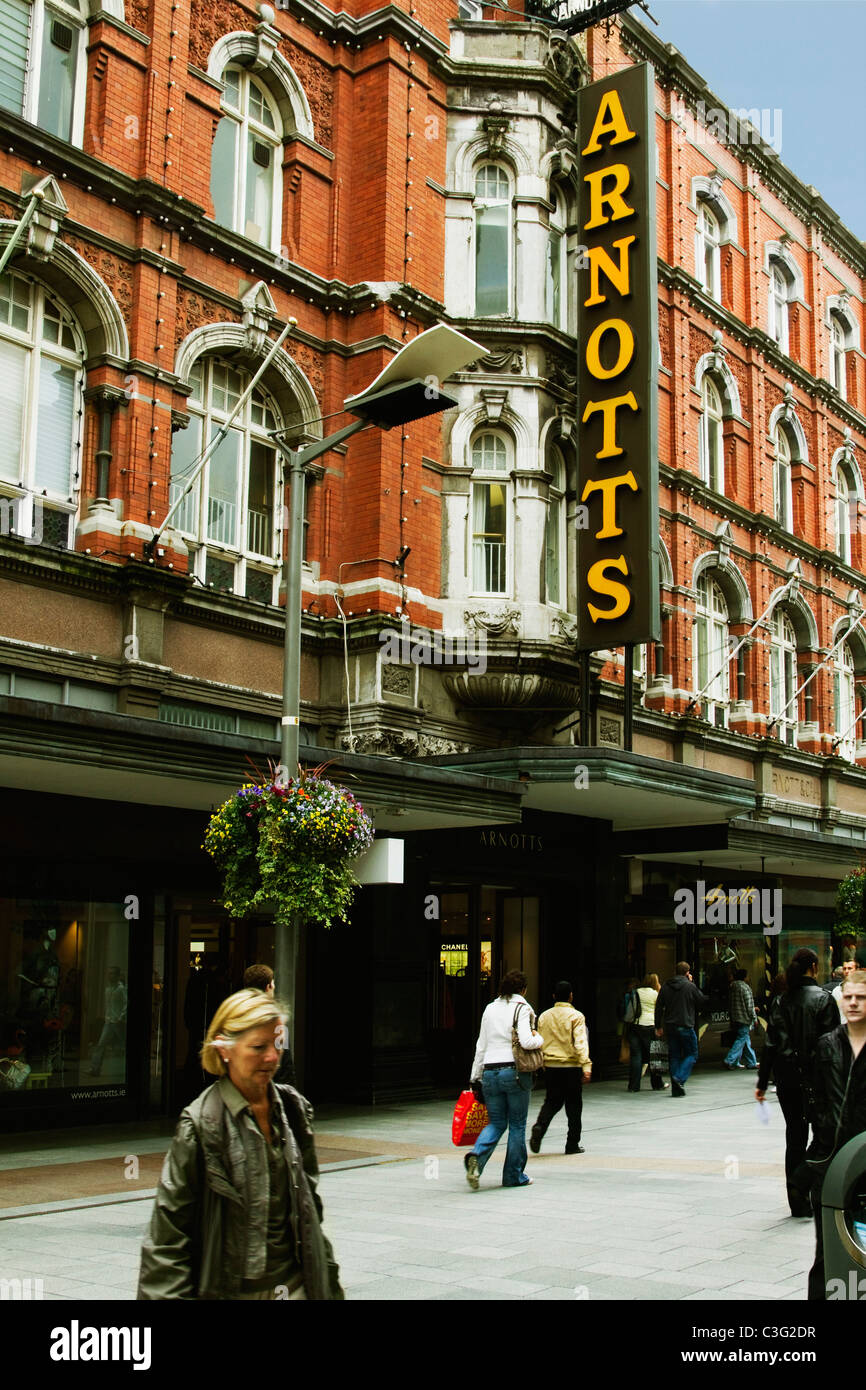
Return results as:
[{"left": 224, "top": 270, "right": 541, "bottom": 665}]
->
[
  {"left": 464, "top": 969, "right": 543, "bottom": 1190},
  {"left": 628, "top": 973, "right": 668, "bottom": 1092}
]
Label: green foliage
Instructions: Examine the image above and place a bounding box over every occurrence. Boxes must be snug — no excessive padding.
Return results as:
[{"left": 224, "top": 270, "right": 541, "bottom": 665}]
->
[
  {"left": 203, "top": 774, "right": 373, "bottom": 927},
  {"left": 834, "top": 867, "right": 866, "bottom": 937}
]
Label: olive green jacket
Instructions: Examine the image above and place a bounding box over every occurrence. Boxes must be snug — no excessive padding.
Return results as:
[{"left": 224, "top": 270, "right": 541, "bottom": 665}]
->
[{"left": 137, "top": 1078, "right": 343, "bottom": 1300}]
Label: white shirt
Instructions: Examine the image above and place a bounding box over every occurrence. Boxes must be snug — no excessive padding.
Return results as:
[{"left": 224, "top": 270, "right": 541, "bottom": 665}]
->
[{"left": 470, "top": 994, "right": 542, "bottom": 1082}]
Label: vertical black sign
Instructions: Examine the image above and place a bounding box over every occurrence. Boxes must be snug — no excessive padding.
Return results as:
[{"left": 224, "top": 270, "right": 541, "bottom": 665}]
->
[{"left": 576, "top": 62, "right": 659, "bottom": 649}]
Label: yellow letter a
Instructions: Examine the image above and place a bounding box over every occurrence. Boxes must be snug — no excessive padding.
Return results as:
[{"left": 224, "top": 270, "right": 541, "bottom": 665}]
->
[{"left": 581, "top": 89, "right": 637, "bottom": 156}]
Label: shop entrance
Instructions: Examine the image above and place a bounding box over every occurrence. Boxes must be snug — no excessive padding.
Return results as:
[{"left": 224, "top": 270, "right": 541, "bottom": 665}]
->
[{"left": 431, "top": 884, "right": 540, "bottom": 1086}]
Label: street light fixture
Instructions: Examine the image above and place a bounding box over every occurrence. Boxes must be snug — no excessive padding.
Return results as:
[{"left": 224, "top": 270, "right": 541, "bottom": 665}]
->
[{"left": 268, "top": 324, "right": 484, "bottom": 1055}]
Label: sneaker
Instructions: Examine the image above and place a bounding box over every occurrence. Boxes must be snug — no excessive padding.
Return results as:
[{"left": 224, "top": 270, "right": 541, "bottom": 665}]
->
[
  {"left": 671, "top": 1080, "right": 686, "bottom": 1097},
  {"left": 565, "top": 1145, "right": 585, "bottom": 1154},
  {"left": 529, "top": 1128, "right": 542, "bottom": 1154},
  {"left": 464, "top": 1153, "right": 480, "bottom": 1191}
]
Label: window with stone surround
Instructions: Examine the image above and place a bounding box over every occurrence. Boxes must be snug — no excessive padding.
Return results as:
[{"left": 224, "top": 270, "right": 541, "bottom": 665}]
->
[
  {"left": 0, "top": 269, "right": 83, "bottom": 546},
  {"left": 834, "top": 642, "right": 858, "bottom": 761},
  {"left": 694, "top": 573, "right": 729, "bottom": 728},
  {"left": 698, "top": 374, "right": 725, "bottom": 494},
  {"left": 470, "top": 430, "right": 510, "bottom": 595},
  {"left": 768, "top": 607, "right": 798, "bottom": 746},
  {"left": 474, "top": 165, "right": 511, "bottom": 317},
  {"left": 169, "top": 356, "right": 281, "bottom": 602},
  {"left": 210, "top": 65, "right": 283, "bottom": 250},
  {"left": 695, "top": 201, "right": 721, "bottom": 302}
]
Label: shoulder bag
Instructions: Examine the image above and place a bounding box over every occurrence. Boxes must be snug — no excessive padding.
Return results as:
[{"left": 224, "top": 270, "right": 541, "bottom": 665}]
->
[{"left": 512, "top": 1004, "right": 544, "bottom": 1074}]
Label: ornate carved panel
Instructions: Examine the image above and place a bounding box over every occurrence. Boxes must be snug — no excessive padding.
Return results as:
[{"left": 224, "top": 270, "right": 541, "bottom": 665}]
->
[
  {"left": 688, "top": 323, "right": 712, "bottom": 371},
  {"left": 381, "top": 663, "right": 413, "bottom": 696},
  {"left": 124, "top": 0, "right": 150, "bottom": 34},
  {"left": 62, "top": 236, "right": 133, "bottom": 329},
  {"left": 175, "top": 287, "right": 235, "bottom": 348}
]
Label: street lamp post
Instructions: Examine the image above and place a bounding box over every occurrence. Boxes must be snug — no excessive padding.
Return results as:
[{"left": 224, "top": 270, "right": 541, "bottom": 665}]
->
[{"left": 268, "top": 326, "right": 485, "bottom": 1079}]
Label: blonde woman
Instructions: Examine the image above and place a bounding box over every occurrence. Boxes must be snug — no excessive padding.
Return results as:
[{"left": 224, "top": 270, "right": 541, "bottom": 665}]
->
[
  {"left": 628, "top": 973, "right": 668, "bottom": 1092},
  {"left": 138, "top": 989, "right": 343, "bottom": 1300}
]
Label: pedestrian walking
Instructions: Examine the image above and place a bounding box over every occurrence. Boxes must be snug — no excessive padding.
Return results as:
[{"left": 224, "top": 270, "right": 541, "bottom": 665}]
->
[
  {"left": 138, "top": 989, "right": 343, "bottom": 1300},
  {"left": 805, "top": 970, "right": 866, "bottom": 1299},
  {"left": 723, "top": 968, "right": 758, "bottom": 1070},
  {"left": 755, "top": 947, "right": 840, "bottom": 1218},
  {"left": 627, "top": 972, "right": 668, "bottom": 1092},
  {"left": 243, "top": 962, "right": 296, "bottom": 1085},
  {"left": 529, "top": 981, "right": 592, "bottom": 1153},
  {"left": 464, "top": 969, "right": 543, "bottom": 1190},
  {"left": 654, "top": 962, "right": 708, "bottom": 1097},
  {"left": 830, "top": 959, "right": 857, "bottom": 1019}
]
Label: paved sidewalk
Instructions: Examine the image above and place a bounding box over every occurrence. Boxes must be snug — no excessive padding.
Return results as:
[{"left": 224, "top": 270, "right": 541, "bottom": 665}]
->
[{"left": 0, "top": 1070, "right": 816, "bottom": 1301}]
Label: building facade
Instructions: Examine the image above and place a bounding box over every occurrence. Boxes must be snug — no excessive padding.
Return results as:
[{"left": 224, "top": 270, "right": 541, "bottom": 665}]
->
[{"left": 0, "top": 1, "right": 864, "bottom": 1124}]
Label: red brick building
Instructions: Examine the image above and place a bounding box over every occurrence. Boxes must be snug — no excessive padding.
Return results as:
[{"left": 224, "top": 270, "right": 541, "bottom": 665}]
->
[{"left": 0, "top": 3, "right": 864, "bottom": 1119}]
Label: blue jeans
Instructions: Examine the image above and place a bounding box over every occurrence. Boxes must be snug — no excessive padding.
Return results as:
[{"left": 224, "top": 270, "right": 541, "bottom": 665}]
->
[
  {"left": 472, "top": 1066, "right": 533, "bottom": 1186},
  {"left": 666, "top": 1026, "right": 698, "bottom": 1085},
  {"left": 724, "top": 1024, "right": 757, "bottom": 1068}
]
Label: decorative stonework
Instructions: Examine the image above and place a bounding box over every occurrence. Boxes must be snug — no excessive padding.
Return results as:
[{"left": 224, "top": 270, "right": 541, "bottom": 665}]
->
[
  {"left": 599, "top": 716, "right": 622, "bottom": 747},
  {"left": 341, "top": 728, "right": 419, "bottom": 757},
  {"left": 62, "top": 236, "right": 133, "bottom": 330},
  {"left": 282, "top": 41, "right": 333, "bottom": 149},
  {"left": 124, "top": 0, "right": 150, "bottom": 33},
  {"left": 468, "top": 348, "right": 524, "bottom": 374},
  {"left": 551, "top": 613, "right": 578, "bottom": 644},
  {"left": 289, "top": 340, "right": 325, "bottom": 399},
  {"left": 658, "top": 305, "right": 671, "bottom": 368},
  {"left": 444, "top": 671, "right": 580, "bottom": 710},
  {"left": 188, "top": 0, "right": 250, "bottom": 71},
  {"left": 418, "top": 734, "right": 471, "bottom": 756},
  {"left": 545, "top": 354, "right": 576, "bottom": 392},
  {"left": 688, "top": 323, "right": 712, "bottom": 370},
  {"left": 464, "top": 607, "right": 520, "bottom": 636},
  {"left": 175, "top": 288, "right": 235, "bottom": 348},
  {"left": 381, "top": 664, "right": 413, "bottom": 696}
]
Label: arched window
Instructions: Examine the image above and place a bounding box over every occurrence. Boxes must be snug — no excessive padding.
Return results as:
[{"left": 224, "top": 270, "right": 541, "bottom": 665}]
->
[
  {"left": 699, "top": 375, "right": 724, "bottom": 493},
  {"left": 169, "top": 356, "right": 281, "bottom": 601},
  {"left": 545, "top": 445, "right": 565, "bottom": 606},
  {"left": 0, "top": 0, "right": 88, "bottom": 144},
  {"left": 474, "top": 165, "right": 511, "bottom": 317},
  {"left": 694, "top": 573, "right": 729, "bottom": 727},
  {"left": 769, "top": 260, "right": 790, "bottom": 351},
  {"left": 835, "top": 466, "right": 853, "bottom": 564},
  {"left": 773, "top": 425, "right": 793, "bottom": 531},
  {"left": 834, "top": 642, "right": 858, "bottom": 761},
  {"left": 0, "top": 269, "right": 83, "bottom": 544},
  {"left": 470, "top": 430, "right": 509, "bottom": 594},
  {"left": 696, "top": 201, "right": 721, "bottom": 301},
  {"left": 768, "top": 608, "right": 798, "bottom": 745},
  {"left": 830, "top": 312, "right": 847, "bottom": 399},
  {"left": 546, "top": 190, "right": 567, "bottom": 330},
  {"left": 210, "top": 66, "right": 282, "bottom": 249}
]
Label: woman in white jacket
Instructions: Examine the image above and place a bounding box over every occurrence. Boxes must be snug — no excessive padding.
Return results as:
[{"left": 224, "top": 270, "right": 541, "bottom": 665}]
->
[{"left": 464, "top": 970, "right": 543, "bottom": 1190}]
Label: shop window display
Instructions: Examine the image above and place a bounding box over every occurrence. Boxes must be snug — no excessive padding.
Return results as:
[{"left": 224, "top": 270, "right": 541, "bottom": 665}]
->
[{"left": 0, "top": 899, "right": 130, "bottom": 1096}]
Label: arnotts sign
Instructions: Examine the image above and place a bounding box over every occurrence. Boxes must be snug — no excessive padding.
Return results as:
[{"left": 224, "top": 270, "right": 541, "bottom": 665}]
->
[{"left": 576, "top": 64, "right": 659, "bottom": 650}]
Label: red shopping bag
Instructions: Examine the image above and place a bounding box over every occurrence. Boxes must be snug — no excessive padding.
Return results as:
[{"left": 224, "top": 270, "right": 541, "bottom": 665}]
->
[{"left": 452, "top": 1089, "right": 489, "bottom": 1147}]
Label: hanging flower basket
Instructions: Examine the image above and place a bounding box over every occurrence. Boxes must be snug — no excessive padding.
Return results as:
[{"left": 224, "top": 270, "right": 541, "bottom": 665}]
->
[
  {"left": 204, "top": 770, "right": 374, "bottom": 928},
  {"left": 834, "top": 866, "right": 866, "bottom": 939}
]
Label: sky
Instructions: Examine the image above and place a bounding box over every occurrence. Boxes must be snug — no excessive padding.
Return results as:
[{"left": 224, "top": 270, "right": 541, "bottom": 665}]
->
[{"left": 631, "top": 0, "right": 866, "bottom": 239}]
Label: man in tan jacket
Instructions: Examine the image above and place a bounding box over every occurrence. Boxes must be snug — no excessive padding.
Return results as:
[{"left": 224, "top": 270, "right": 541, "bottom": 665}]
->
[{"left": 529, "top": 981, "right": 592, "bottom": 1155}]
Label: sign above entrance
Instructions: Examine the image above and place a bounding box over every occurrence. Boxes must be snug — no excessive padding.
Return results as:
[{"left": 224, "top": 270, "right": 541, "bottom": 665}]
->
[
  {"left": 576, "top": 63, "right": 660, "bottom": 650},
  {"left": 525, "top": 0, "right": 637, "bottom": 34}
]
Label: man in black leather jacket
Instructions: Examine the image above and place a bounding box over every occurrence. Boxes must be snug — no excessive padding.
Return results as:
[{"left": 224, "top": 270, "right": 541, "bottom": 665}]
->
[
  {"left": 756, "top": 949, "right": 840, "bottom": 1217},
  {"left": 805, "top": 971, "right": 866, "bottom": 1299}
]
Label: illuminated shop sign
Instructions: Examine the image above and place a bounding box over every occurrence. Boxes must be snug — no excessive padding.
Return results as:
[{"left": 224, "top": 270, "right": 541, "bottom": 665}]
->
[
  {"left": 576, "top": 63, "right": 660, "bottom": 650},
  {"left": 525, "top": 0, "right": 636, "bottom": 35}
]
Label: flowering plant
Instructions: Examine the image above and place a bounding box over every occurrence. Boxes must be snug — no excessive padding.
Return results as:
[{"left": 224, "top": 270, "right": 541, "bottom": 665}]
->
[
  {"left": 834, "top": 866, "right": 866, "bottom": 938},
  {"left": 204, "top": 769, "right": 373, "bottom": 927}
]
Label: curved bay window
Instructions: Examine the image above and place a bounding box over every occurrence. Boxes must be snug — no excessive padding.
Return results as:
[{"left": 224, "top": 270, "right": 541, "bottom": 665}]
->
[
  {"left": 0, "top": 270, "right": 82, "bottom": 545},
  {"left": 834, "top": 642, "right": 858, "bottom": 761},
  {"left": 471, "top": 431, "right": 509, "bottom": 595},
  {"left": 170, "top": 357, "right": 280, "bottom": 602},
  {"left": 694, "top": 573, "right": 729, "bottom": 727},
  {"left": 699, "top": 375, "right": 724, "bottom": 493},
  {"left": 768, "top": 608, "right": 798, "bottom": 745},
  {"left": 474, "top": 165, "right": 510, "bottom": 317},
  {"left": 210, "top": 66, "right": 282, "bottom": 248}
]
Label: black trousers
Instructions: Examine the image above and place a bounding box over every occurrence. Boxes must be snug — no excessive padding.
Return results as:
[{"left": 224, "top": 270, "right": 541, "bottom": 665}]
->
[
  {"left": 532, "top": 1069, "right": 583, "bottom": 1151},
  {"left": 776, "top": 1081, "right": 812, "bottom": 1215}
]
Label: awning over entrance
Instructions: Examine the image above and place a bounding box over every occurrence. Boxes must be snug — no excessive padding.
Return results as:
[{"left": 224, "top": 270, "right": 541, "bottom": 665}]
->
[
  {"left": 615, "top": 817, "right": 866, "bottom": 880},
  {"left": 0, "top": 697, "right": 525, "bottom": 831},
  {"left": 425, "top": 745, "right": 755, "bottom": 830}
]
